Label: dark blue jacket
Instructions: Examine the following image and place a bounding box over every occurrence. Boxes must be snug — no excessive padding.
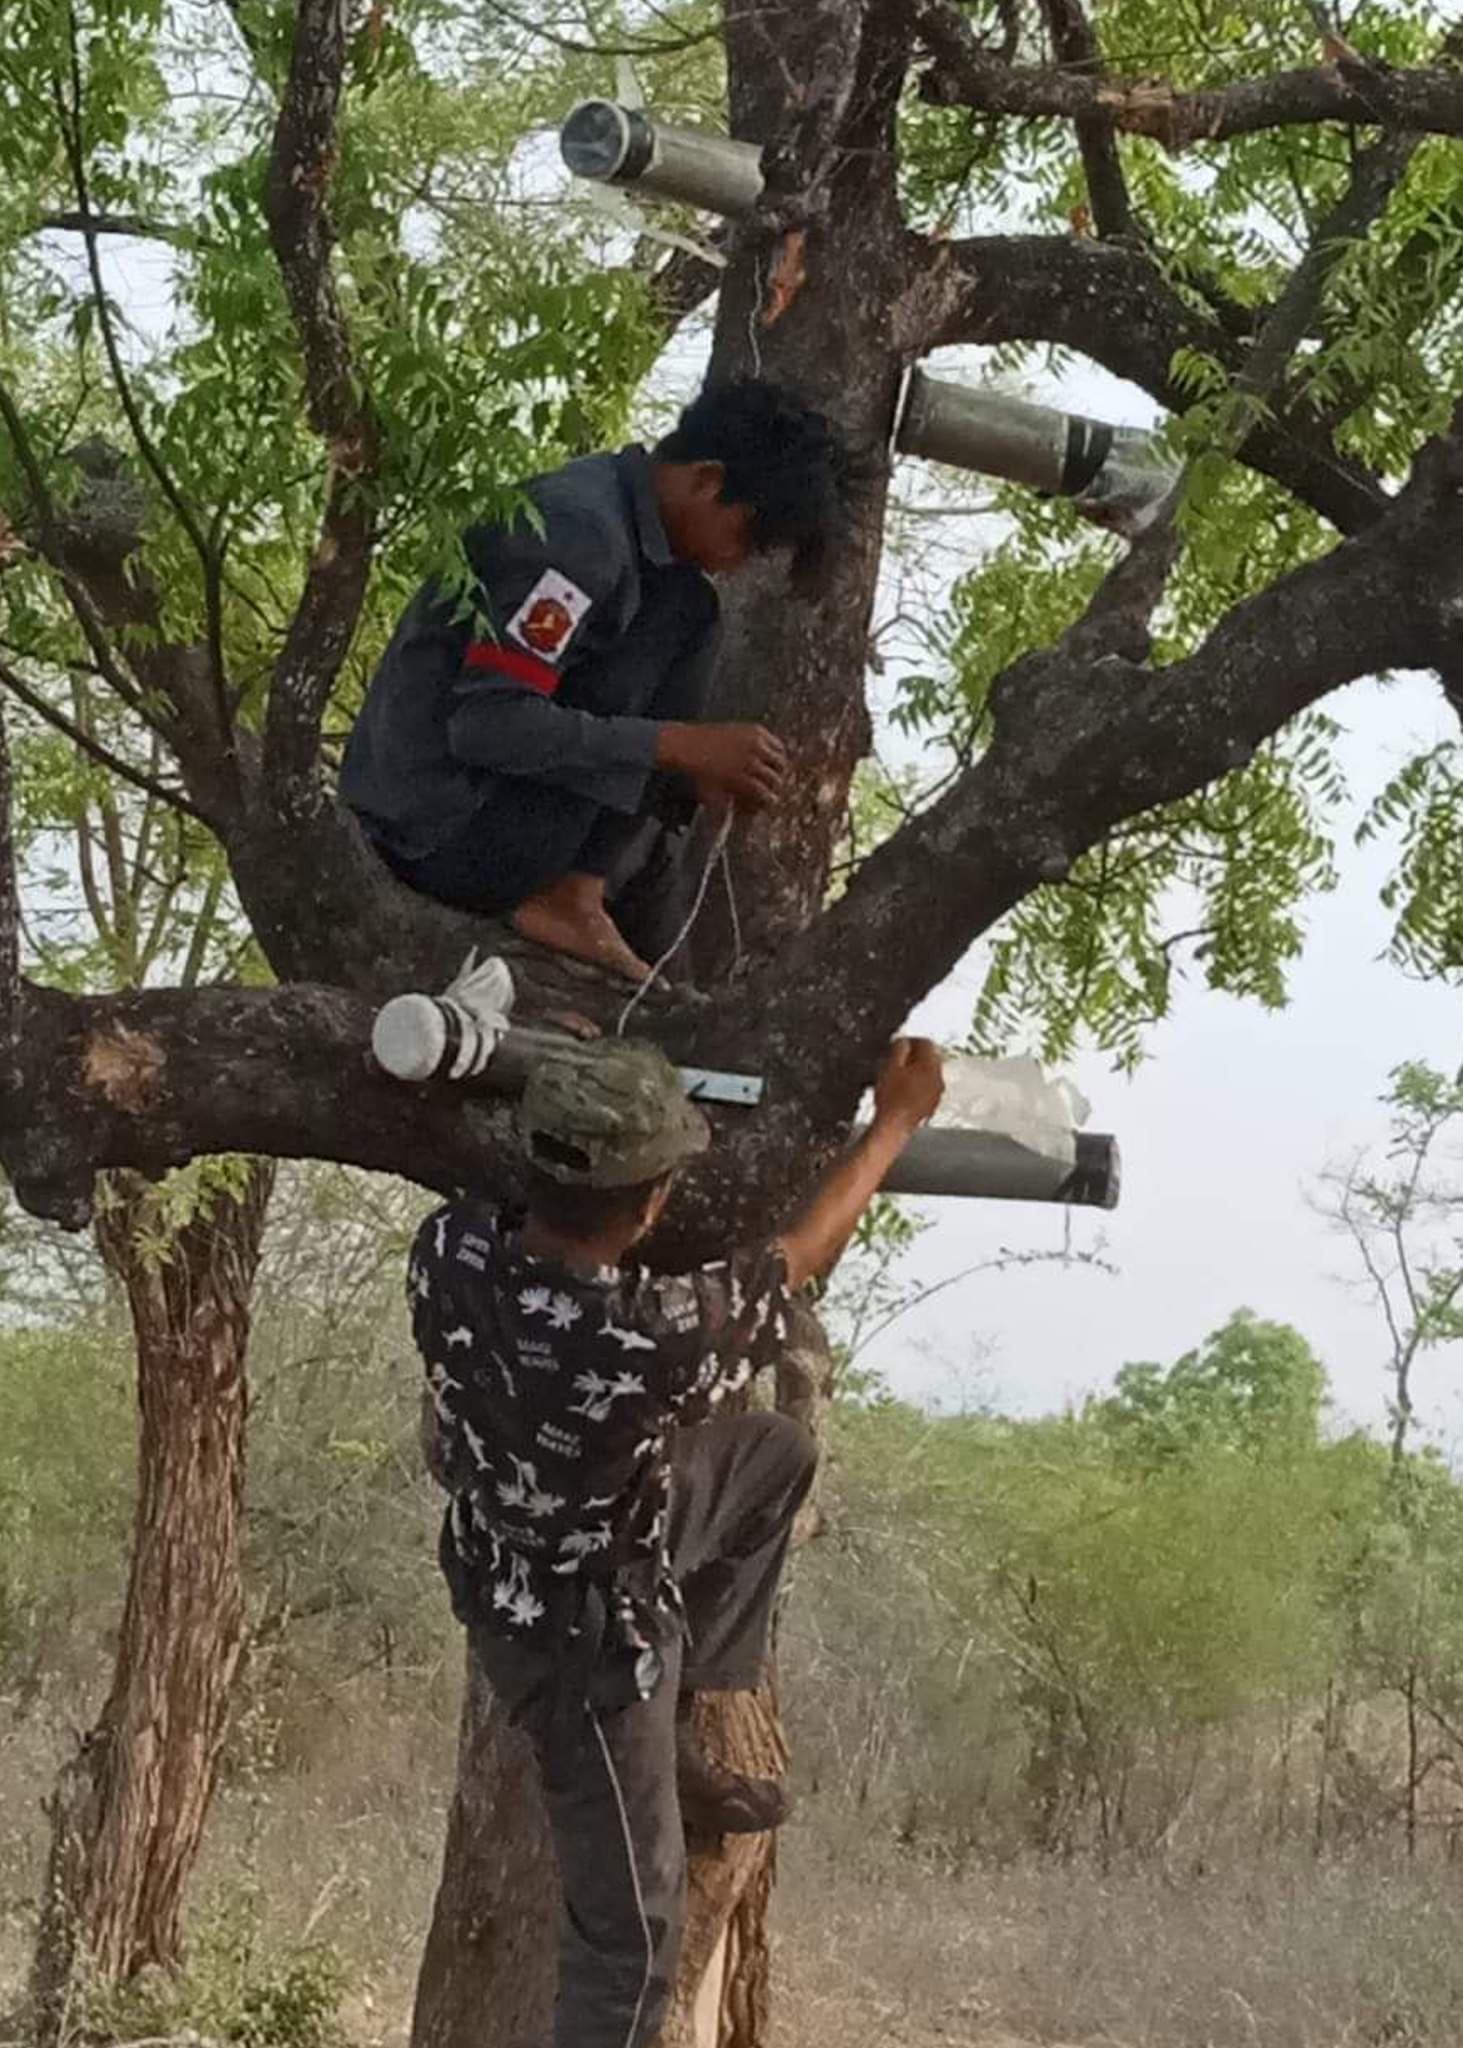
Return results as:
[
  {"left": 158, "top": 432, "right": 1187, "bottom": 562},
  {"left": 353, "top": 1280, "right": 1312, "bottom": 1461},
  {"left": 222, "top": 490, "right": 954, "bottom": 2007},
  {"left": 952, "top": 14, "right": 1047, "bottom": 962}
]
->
[{"left": 341, "top": 447, "right": 720, "bottom": 862}]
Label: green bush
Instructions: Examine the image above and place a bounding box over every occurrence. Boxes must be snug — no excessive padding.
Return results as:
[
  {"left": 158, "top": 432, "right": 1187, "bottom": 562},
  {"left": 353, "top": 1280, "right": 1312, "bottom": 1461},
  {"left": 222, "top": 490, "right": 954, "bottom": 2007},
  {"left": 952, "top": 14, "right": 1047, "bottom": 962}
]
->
[
  {"left": 81, "top": 1896, "right": 346, "bottom": 2048},
  {"left": 788, "top": 1318, "right": 1463, "bottom": 1864},
  {"left": 0, "top": 1317, "right": 134, "bottom": 1687}
]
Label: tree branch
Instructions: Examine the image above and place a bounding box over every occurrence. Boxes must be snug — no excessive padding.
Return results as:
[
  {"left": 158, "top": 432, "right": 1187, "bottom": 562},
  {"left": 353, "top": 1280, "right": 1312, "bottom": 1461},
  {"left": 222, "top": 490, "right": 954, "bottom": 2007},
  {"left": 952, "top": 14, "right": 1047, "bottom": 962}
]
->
[
  {"left": 0, "top": 697, "right": 19, "bottom": 1097},
  {"left": 0, "top": 396, "right": 249, "bottom": 819},
  {"left": 260, "top": 0, "right": 380, "bottom": 809},
  {"left": 905, "top": 231, "right": 1391, "bottom": 533},
  {"left": 1070, "top": 120, "right": 1423, "bottom": 661},
  {"left": 11, "top": 412, "right": 1461, "bottom": 1248},
  {"left": 0, "top": 659, "right": 213, "bottom": 828},
  {"left": 0, "top": 374, "right": 161, "bottom": 726},
  {"left": 479, "top": 0, "right": 722, "bottom": 57},
  {"left": 28, "top": 211, "right": 198, "bottom": 246},
  {"left": 643, "top": 239, "right": 726, "bottom": 332},
  {"left": 53, "top": 20, "right": 235, "bottom": 783},
  {"left": 1037, "top": 0, "right": 1136, "bottom": 239},
  {"left": 1226, "top": 126, "right": 1421, "bottom": 424},
  {"left": 1, "top": 980, "right": 518, "bottom": 1228},
  {"left": 908, "top": 0, "right": 1463, "bottom": 147},
  {"left": 724, "top": 412, "right": 1463, "bottom": 1118}
]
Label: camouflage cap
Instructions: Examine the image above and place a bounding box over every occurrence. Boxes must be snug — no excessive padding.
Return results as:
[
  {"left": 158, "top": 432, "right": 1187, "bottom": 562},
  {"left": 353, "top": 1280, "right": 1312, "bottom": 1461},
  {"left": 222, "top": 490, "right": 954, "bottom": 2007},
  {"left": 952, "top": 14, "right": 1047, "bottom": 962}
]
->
[{"left": 519, "top": 1040, "right": 711, "bottom": 1189}]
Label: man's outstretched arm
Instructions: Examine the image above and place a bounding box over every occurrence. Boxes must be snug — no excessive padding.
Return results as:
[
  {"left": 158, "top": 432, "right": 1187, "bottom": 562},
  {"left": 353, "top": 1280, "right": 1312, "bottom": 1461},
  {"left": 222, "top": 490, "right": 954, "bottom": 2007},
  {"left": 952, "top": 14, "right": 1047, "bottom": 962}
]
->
[{"left": 777, "top": 1038, "right": 944, "bottom": 1291}]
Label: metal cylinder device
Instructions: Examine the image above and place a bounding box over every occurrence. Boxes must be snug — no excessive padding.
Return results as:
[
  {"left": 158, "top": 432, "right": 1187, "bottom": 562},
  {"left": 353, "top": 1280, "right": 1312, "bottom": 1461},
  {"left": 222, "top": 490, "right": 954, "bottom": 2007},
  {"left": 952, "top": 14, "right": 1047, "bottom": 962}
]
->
[
  {"left": 878, "top": 1126, "right": 1120, "bottom": 1209},
  {"left": 560, "top": 99, "right": 766, "bottom": 218},
  {"left": 373, "top": 1030, "right": 1120, "bottom": 1210},
  {"left": 894, "top": 367, "right": 1177, "bottom": 535}
]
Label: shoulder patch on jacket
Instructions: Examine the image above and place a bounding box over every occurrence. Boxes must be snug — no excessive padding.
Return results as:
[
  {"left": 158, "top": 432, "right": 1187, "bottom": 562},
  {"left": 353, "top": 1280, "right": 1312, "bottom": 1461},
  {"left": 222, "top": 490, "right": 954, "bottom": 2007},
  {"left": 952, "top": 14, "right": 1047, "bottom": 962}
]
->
[{"left": 507, "top": 570, "right": 593, "bottom": 663}]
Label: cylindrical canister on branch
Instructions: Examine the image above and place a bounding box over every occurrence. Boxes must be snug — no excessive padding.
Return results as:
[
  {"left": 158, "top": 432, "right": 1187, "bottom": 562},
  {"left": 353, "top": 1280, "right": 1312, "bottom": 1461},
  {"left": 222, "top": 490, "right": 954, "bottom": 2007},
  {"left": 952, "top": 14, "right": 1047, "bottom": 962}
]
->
[
  {"left": 560, "top": 100, "right": 766, "bottom": 218},
  {"left": 558, "top": 108, "right": 1176, "bottom": 533},
  {"left": 369, "top": 966, "right": 1121, "bottom": 1211},
  {"left": 893, "top": 367, "right": 1178, "bottom": 534}
]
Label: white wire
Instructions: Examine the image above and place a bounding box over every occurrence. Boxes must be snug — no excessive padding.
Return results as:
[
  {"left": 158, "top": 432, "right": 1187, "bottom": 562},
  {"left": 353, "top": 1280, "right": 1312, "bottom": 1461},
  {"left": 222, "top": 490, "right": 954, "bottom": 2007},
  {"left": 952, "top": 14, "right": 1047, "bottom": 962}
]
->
[
  {"left": 747, "top": 249, "right": 767, "bottom": 377},
  {"left": 589, "top": 1711, "right": 655, "bottom": 2048},
  {"left": 615, "top": 808, "right": 735, "bottom": 1037},
  {"left": 719, "top": 839, "right": 743, "bottom": 978}
]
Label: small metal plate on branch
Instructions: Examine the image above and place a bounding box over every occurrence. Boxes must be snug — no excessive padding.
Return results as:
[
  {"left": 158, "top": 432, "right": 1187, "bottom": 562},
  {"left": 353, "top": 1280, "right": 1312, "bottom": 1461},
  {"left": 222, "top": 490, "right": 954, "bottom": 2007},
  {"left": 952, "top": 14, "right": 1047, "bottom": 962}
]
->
[{"left": 676, "top": 1067, "right": 765, "bottom": 1107}]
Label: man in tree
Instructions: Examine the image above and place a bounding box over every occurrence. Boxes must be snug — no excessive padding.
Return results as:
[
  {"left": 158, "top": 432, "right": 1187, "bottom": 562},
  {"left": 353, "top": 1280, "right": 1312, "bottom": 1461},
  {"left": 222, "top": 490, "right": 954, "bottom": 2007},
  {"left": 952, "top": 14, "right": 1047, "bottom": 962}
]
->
[
  {"left": 343, "top": 379, "right": 854, "bottom": 982},
  {"left": 408, "top": 1031, "right": 944, "bottom": 2048}
]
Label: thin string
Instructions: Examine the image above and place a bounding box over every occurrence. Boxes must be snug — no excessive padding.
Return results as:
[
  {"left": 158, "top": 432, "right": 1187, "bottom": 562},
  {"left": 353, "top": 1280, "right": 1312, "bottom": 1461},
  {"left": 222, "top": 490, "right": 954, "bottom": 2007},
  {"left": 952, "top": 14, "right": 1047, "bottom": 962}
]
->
[
  {"left": 719, "top": 837, "right": 743, "bottom": 977},
  {"left": 615, "top": 808, "right": 736, "bottom": 1037}
]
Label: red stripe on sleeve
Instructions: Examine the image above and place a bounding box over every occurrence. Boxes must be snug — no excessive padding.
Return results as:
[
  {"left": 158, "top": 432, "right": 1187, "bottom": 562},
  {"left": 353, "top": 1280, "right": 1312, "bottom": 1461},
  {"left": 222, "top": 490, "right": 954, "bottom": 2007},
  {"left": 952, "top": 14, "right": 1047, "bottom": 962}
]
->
[{"left": 464, "top": 640, "right": 561, "bottom": 697}]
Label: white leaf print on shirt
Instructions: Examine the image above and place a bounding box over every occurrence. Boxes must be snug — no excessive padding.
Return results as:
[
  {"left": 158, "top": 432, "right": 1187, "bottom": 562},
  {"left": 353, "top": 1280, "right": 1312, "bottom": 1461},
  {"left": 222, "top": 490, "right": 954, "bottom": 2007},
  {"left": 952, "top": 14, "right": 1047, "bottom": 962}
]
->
[
  {"left": 444, "top": 1326, "right": 473, "bottom": 1350},
  {"left": 492, "top": 1552, "right": 545, "bottom": 1629},
  {"left": 568, "top": 1369, "right": 647, "bottom": 1423},
  {"left": 434, "top": 1213, "right": 448, "bottom": 1261},
  {"left": 600, "top": 1317, "right": 657, "bottom": 1353},
  {"left": 558, "top": 1521, "right": 613, "bottom": 1561},
  {"left": 495, "top": 1453, "right": 566, "bottom": 1521},
  {"left": 518, "top": 1286, "right": 583, "bottom": 1331},
  {"left": 426, "top": 1360, "right": 464, "bottom": 1422}
]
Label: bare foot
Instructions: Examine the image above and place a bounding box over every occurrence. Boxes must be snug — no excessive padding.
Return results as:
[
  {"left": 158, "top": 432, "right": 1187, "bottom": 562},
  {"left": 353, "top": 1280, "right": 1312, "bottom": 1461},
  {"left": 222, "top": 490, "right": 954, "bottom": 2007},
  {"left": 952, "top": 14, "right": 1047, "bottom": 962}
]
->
[{"left": 512, "top": 892, "right": 651, "bottom": 986}]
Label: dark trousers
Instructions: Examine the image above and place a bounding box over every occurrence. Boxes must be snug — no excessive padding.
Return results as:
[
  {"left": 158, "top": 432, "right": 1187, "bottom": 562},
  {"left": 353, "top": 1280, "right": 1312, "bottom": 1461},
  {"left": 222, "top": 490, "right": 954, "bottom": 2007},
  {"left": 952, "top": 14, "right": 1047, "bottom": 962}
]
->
[
  {"left": 379, "top": 806, "right": 695, "bottom": 965},
  {"left": 469, "top": 1412, "right": 817, "bottom": 2048}
]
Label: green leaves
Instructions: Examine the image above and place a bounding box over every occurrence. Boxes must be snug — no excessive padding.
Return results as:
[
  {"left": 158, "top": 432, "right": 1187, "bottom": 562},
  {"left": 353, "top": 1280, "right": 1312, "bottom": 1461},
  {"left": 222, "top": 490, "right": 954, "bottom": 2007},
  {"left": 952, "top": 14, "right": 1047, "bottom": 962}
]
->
[
  {"left": 1093, "top": 1310, "right": 1328, "bottom": 1468},
  {"left": 1362, "top": 743, "right": 1463, "bottom": 979},
  {"left": 969, "top": 715, "right": 1342, "bottom": 1069}
]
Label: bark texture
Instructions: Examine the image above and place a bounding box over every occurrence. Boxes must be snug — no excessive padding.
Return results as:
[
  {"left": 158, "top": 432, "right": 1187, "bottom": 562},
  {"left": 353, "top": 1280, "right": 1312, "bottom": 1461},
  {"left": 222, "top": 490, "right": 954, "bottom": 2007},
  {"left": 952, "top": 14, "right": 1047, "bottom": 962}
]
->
[{"left": 28, "top": 1161, "right": 274, "bottom": 2034}]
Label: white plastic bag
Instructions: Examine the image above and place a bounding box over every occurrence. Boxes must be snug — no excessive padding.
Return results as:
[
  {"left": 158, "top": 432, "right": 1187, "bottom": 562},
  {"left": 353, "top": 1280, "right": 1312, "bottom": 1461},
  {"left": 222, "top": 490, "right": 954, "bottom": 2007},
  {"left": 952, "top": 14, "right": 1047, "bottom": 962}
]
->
[{"left": 931, "top": 1053, "right": 1089, "bottom": 1170}]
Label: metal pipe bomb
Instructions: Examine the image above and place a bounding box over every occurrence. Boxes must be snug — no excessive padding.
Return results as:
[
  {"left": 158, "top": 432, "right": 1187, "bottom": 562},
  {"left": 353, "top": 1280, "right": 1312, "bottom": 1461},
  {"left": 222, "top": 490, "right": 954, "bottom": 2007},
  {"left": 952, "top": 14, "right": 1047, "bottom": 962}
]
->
[
  {"left": 371, "top": 973, "right": 1119, "bottom": 1211},
  {"left": 560, "top": 99, "right": 765, "bottom": 218},
  {"left": 894, "top": 368, "right": 1177, "bottom": 535},
  {"left": 558, "top": 102, "right": 1177, "bottom": 535},
  {"left": 878, "top": 1126, "right": 1119, "bottom": 1210}
]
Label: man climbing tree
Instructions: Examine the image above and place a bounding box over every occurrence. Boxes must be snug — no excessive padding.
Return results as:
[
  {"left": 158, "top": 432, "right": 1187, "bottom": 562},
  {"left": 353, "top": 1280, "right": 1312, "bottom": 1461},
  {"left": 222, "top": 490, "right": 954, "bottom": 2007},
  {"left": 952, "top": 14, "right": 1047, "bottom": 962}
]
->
[
  {"left": 4, "top": 0, "right": 1463, "bottom": 2043},
  {"left": 410, "top": 1031, "right": 940, "bottom": 2048}
]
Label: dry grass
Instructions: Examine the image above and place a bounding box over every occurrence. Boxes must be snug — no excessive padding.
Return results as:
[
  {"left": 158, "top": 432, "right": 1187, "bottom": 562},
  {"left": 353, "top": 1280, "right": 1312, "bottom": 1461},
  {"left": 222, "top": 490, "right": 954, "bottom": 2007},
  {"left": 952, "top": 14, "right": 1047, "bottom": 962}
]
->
[
  {"left": 775, "top": 1818, "right": 1463, "bottom": 2048},
  {"left": 6, "top": 1675, "right": 1463, "bottom": 2048}
]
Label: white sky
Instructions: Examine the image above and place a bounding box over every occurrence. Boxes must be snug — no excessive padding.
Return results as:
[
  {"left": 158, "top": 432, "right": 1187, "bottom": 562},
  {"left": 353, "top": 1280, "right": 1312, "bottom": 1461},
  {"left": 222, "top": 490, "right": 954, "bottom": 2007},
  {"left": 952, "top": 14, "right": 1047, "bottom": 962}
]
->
[{"left": 48, "top": 88, "right": 1463, "bottom": 1448}]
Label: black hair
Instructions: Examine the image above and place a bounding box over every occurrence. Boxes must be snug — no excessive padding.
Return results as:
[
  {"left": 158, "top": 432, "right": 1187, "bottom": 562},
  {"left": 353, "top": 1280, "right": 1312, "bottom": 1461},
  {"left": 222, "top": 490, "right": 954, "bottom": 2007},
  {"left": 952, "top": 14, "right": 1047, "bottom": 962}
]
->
[
  {"left": 654, "top": 378, "right": 861, "bottom": 598},
  {"left": 522, "top": 1166, "right": 672, "bottom": 1241}
]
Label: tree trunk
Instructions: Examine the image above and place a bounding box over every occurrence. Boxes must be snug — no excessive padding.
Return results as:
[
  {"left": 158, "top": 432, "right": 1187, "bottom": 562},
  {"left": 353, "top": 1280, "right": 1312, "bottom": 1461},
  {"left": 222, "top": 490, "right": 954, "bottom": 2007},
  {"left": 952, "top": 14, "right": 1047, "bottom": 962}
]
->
[
  {"left": 409, "top": 19, "right": 908, "bottom": 2029},
  {"left": 28, "top": 1159, "right": 275, "bottom": 2036},
  {"left": 411, "top": 1654, "right": 559, "bottom": 2048}
]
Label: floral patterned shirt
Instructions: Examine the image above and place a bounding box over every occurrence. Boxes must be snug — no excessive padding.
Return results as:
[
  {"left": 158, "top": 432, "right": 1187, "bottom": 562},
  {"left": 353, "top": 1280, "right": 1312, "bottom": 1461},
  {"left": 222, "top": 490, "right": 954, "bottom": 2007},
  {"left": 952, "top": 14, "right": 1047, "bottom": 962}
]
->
[{"left": 408, "top": 1201, "right": 790, "bottom": 1672}]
